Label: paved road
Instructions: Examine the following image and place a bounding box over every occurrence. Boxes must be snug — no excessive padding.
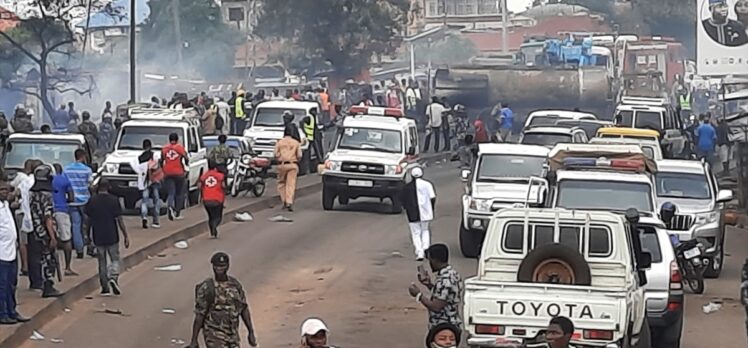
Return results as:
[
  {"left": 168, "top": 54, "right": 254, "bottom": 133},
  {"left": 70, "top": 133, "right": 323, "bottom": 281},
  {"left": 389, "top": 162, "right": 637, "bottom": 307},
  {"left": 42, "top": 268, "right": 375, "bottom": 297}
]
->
[{"left": 19, "top": 162, "right": 748, "bottom": 348}]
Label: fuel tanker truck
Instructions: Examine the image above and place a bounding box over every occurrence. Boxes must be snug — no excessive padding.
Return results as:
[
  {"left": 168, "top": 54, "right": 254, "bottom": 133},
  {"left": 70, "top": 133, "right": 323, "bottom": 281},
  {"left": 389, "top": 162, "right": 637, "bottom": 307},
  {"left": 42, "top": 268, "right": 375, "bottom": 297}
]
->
[{"left": 434, "top": 36, "right": 614, "bottom": 108}]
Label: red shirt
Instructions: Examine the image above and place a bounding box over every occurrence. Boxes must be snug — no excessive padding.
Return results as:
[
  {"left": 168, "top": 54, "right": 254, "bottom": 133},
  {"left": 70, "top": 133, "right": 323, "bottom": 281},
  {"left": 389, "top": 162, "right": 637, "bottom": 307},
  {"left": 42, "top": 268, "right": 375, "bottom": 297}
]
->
[
  {"left": 200, "top": 170, "right": 225, "bottom": 203},
  {"left": 161, "top": 143, "right": 187, "bottom": 176}
]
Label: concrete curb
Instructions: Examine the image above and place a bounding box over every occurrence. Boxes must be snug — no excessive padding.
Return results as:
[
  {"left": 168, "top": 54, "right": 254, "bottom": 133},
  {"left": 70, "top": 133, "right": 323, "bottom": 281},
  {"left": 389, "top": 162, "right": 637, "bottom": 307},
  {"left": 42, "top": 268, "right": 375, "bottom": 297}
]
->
[{"left": 0, "top": 152, "right": 451, "bottom": 348}]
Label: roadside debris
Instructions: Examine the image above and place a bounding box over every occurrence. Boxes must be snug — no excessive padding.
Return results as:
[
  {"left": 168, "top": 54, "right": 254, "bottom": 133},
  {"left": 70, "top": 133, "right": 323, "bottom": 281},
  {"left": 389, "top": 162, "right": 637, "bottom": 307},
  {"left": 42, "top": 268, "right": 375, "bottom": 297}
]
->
[
  {"left": 50, "top": 338, "right": 64, "bottom": 344},
  {"left": 104, "top": 308, "right": 123, "bottom": 315},
  {"left": 171, "top": 338, "right": 186, "bottom": 345},
  {"left": 234, "top": 212, "right": 254, "bottom": 222},
  {"left": 161, "top": 308, "right": 176, "bottom": 314},
  {"left": 154, "top": 264, "right": 182, "bottom": 272},
  {"left": 174, "top": 241, "right": 189, "bottom": 249},
  {"left": 30, "top": 330, "right": 45, "bottom": 341},
  {"left": 391, "top": 251, "right": 403, "bottom": 258},
  {"left": 702, "top": 301, "right": 722, "bottom": 314},
  {"left": 269, "top": 215, "right": 293, "bottom": 222},
  {"left": 64, "top": 308, "right": 71, "bottom": 313}
]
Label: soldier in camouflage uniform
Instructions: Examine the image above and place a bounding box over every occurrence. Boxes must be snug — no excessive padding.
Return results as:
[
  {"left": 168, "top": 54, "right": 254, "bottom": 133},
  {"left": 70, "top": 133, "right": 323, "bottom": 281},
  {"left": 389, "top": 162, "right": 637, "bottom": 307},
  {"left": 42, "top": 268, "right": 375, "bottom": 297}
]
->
[
  {"left": 208, "top": 134, "right": 232, "bottom": 177},
  {"left": 28, "top": 165, "right": 63, "bottom": 298},
  {"left": 77, "top": 111, "right": 99, "bottom": 150},
  {"left": 188, "top": 252, "right": 257, "bottom": 348},
  {"left": 10, "top": 108, "right": 34, "bottom": 134}
]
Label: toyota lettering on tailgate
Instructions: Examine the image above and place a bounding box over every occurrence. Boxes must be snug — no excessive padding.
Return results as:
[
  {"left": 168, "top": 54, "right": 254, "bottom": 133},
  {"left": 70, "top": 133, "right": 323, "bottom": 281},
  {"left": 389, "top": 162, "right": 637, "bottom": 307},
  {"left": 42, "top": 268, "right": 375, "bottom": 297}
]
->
[{"left": 496, "top": 300, "right": 594, "bottom": 319}]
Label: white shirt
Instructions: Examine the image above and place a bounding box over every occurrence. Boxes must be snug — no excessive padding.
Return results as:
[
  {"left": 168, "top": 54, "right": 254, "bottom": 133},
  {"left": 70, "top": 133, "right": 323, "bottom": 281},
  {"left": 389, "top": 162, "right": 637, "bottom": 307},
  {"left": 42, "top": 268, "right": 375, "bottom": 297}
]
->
[
  {"left": 426, "top": 103, "right": 445, "bottom": 128},
  {"left": 0, "top": 201, "right": 18, "bottom": 261},
  {"left": 11, "top": 173, "right": 34, "bottom": 233},
  {"left": 216, "top": 101, "right": 230, "bottom": 118},
  {"left": 415, "top": 178, "right": 436, "bottom": 222}
]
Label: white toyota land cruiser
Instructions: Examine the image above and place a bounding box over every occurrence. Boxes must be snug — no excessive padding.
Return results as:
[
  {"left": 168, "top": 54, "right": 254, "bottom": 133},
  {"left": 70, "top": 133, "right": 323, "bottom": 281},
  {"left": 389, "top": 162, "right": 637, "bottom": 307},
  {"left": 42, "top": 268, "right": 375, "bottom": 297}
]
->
[
  {"left": 459, "top": 143, "right": 550, "bottom": 258},
  {"left": 463, "top": 208, "right": 652, "bottom": 348},
  {"left": 98, "top": 109, "right": 208, "bottom": 209},
  {"left": 321, "top": 106, "right": 419, "bottom": 213}
]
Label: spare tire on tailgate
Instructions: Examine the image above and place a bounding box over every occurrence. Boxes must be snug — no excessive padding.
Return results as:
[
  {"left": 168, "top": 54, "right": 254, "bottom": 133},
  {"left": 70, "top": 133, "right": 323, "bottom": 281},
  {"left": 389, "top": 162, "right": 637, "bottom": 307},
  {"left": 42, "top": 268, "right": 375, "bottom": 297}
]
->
[{"left": 517, "top": 244, "right": 592, "bottom": 286}]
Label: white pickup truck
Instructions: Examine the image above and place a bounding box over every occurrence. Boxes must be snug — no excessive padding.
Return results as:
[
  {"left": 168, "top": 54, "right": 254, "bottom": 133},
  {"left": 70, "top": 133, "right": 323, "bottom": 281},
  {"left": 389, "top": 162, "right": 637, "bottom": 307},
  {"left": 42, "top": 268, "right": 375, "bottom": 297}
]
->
[{"left": 464, "top": 208, "right": 652, "bottom": 348}]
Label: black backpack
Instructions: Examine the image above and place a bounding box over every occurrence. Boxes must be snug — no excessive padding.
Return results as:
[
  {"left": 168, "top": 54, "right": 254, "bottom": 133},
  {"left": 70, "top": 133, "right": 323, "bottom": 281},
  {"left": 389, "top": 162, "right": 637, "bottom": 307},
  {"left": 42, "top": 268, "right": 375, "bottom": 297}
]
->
[{"left": 215, "top": 115, "right": 225, "bottom": 130}]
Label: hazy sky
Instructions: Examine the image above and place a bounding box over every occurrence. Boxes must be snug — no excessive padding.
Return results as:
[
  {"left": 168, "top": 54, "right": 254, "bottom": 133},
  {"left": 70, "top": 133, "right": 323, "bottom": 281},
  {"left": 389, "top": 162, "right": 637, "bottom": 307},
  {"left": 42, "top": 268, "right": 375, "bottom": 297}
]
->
[{"left": 509, "top": 0, "right": 533, "bottom": 13}]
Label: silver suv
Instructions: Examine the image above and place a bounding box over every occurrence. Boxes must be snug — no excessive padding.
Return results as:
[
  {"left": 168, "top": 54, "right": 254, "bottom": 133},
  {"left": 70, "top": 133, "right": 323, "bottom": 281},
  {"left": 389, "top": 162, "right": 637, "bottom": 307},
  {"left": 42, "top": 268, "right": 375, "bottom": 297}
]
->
[{"left": 654, "top": 159, "right": 733, "bottom": 278}]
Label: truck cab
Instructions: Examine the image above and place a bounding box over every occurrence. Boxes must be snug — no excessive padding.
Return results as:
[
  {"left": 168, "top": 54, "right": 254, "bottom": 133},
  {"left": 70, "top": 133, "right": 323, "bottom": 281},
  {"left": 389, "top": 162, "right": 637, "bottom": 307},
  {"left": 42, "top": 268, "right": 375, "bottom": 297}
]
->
[
  {"left": 459, "top": 144, "right": 550, "bottom": 258},
  {"left": 98, "top": 109, "right": 208, "bottom": 209},
  {"left": 321, "top": 106, "right": 419, "bottom": 214},
  {"left": 614, "top": 97, "right": 685, "bottom": 158},
  {"left": 463, "top": 208, "right": 652, "bottom": 348},
  {"left": 2, "top": 133, "right": 97, "bottom": 179},
  {"left": 243, "top": 100, "right": 320, "bottom": 175}
]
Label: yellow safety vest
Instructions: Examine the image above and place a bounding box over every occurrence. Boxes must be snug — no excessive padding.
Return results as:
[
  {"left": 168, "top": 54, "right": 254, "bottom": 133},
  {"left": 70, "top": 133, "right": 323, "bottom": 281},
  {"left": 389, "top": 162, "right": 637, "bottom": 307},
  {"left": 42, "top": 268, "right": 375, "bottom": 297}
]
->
[
  {"left": 679, "top": 94, "right": 691, "bottom": 110},
  {"left": 235, "top": 96, "right": 245, "bottom": 119},
  {"left": 303, "top": 116, "right": 315, "bottom": 141}
]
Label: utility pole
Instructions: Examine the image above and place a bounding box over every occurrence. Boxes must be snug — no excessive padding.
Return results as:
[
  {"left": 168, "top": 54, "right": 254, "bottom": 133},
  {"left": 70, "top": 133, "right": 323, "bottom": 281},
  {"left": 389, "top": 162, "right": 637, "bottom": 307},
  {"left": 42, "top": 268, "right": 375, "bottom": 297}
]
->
[
  {"left": 172, "top": 0, "right": 184, "bottom": 72},
  {"left": 129, "top": 0, "right": 136, "bottom": 102},
  {"left": 500, "top": 0, "right": 508, "bottom": 54},
  {"left": 442, "top": 0, "right": 447, "bottom": 27}
]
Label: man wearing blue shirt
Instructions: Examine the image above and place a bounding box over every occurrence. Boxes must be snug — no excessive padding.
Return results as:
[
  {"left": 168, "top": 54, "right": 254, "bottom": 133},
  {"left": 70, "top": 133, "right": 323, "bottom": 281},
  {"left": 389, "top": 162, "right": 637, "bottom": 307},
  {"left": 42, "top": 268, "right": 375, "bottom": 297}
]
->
[
  {"left": 695, "top": 114, "right": 717, "bottom": 165},
  {"left": 64, "top": 149, "right": 93, "bottom": 259},
  {"left": 52, "top": 164, "right": 76, "bottom": 276},
  {"left": 499, "top": 104, "right": 514, "bottom": 142}
]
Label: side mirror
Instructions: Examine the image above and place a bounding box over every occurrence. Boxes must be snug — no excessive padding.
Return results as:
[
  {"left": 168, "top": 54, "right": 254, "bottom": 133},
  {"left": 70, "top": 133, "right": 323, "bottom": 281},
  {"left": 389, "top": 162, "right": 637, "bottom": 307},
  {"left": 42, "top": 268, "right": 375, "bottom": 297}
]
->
[
  {"left": 638, "top": 251, "right": 652, "bottom": 270},
  {"left": 717, "top": 189, "right": 733, "bottom": 203},
  {"left": 406, "top": 146, "right": 416, "bottom": 156},
  {"left": 638, "top": 270, "right": 648, "bottom": 287},
  {"left": 460, "top": 169, "right": 471, "bottom": 182}
]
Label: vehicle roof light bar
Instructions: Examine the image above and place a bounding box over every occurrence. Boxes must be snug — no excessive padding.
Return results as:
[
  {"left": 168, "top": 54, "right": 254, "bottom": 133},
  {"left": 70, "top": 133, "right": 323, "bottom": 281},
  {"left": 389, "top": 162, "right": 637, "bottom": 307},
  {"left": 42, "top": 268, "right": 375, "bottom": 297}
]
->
[
  {"left": 562, "top": 157, "right": 645, "bottom": 172},
  {"left": 348, "top": 106, "right": 404, "bottom": 118}
]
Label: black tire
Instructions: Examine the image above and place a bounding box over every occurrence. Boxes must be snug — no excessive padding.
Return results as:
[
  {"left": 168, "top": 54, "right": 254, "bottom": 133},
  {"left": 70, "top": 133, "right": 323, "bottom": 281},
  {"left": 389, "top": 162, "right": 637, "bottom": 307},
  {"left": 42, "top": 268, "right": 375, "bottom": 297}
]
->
[
  {"left": 252, "top": 181, "right": 266, "bottom": 197},
  {"left": 517, "top": 244, "right": 592, "bottom": 286},
  {"left": 635, "top": 318, "right": 652, "bottom": 348},
  {"left": 653, "top": 312, "right": 682, "bottom": 348},
  {"left": 298, "top": 150, "right": 310, "bottom": 176},
  {"left": 230, "top": 172, "right": 242, "bottom": 198},
  {"left": 459, "top": 221, "right": 481, "bottom": 258},
  {"left": 687, "top": 277, "right": 705, "bottom": 294},
  {"left": 322, "top": 187, "right": 335, "bottom": 211},
  {"left": 704, "top": 239, "right": 724, "bottom": 279},
  {"left": 123, "top": 196, "right": 137, "bottom": 210},
  {"left": 338, "top": 195, "right": 349, "bottom": 205},
  {"left": 390, "top": 196, "right": 403, "bottom": 214}
]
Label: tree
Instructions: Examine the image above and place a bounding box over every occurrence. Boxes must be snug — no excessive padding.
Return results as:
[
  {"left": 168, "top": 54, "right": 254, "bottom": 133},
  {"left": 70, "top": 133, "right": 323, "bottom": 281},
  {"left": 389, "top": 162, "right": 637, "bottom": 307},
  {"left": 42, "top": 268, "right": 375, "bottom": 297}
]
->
[
  {"left": 255, "top": 0, "right": 410, "bottom": 78},
  {"left": 631, "top": 0, "right": 696, "bottom": 51},
  {"left": 139, "top": 0, "right": 240, "bottom": 78},
  {"left": 0, "top": 0, "right": 103, "bottom": 117}
]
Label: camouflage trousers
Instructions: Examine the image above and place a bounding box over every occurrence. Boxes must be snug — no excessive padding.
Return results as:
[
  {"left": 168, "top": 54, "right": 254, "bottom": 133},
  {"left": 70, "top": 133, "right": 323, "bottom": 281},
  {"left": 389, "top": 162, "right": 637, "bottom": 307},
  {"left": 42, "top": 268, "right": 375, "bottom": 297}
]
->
[{"left": 205, "top": 338, "right": 239, "bottom": 348}]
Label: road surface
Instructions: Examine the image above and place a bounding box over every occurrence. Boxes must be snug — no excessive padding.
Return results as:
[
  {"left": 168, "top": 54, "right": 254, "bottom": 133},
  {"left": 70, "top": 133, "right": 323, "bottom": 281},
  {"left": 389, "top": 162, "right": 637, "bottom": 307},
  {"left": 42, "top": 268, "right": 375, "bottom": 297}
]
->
[{"left": 19, "top": 163, "right": 748, "bottom": 348}]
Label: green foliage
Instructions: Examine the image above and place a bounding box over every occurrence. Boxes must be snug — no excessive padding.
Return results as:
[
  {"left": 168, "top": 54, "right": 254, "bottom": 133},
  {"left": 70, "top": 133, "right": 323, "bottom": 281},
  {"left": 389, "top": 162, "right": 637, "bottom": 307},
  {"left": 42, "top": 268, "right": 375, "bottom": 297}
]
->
[
  {"left": 139, "top": 0, "right": 240, "bottom": 78},
  {"left": 255, "top": 0, "right": 409, "bottom": 78},
  {"left": 631, "top": 0, "right": 696, "bottom": 51}
]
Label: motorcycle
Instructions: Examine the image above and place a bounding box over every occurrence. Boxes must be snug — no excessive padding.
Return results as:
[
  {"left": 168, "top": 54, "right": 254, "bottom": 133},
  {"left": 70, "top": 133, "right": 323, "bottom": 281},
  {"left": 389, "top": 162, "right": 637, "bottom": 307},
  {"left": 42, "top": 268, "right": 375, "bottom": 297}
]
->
[
  {"left": 671, "top": 235, "right": 709, "bottom": 294},
  {"left": 230, "top": 153, "right": 270, "bottom": 198}
]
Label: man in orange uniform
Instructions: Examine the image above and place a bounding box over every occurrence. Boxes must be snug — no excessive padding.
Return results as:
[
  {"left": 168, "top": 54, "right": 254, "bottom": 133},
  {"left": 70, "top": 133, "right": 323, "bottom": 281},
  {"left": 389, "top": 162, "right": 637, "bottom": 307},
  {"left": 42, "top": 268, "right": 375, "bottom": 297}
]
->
[
  {"left": 274, "top": 125, "right": 302, "bottom": 212},
  {"left": 161, "top": 133, "right": 188, "bottom": 220},
  {"left": 200, "top": 161, "right": 225, "bottom": 238},
  {"left": 318, "top": 88, "right": 330, "bottom": 124}
]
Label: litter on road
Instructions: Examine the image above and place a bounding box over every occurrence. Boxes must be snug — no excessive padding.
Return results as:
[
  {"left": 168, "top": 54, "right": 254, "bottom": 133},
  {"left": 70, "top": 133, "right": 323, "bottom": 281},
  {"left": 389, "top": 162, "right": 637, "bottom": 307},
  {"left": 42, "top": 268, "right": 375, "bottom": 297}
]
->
[
  {"left": 703, "top": 301, "right": 723, "bottom": 314},
  {"left": 235, "top": 212, "right": 254, "bottom": 221},
  {"left": 30, "top": 330, "right": 45, "bottom": 341},
  {"left": 174, "top": 241, "right": 189, "bottom": 249},
  {"left": 154, "top": 264, "right": 183, "bottom": 271},
  {"left": 161, "top": 308, "right": 176, "bottom": 314},
  {"left": 269, "top": 215, "right": 293, "bottom": 222},
  {"left": 50, "top": 338, "right": 64, "bottom": 344}
]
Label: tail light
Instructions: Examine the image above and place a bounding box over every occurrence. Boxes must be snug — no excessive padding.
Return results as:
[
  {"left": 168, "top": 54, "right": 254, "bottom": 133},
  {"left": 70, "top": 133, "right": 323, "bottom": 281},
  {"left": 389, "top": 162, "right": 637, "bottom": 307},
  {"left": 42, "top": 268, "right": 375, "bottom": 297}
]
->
[
  {"left": 475, "top": 324, "right": 505, "bottom": 335},
  {"left": 670, "top": 260, "right": 682, "bottom": 290},
  {"left": 583, "top": 329, "right": 614, "bottom": 340}
]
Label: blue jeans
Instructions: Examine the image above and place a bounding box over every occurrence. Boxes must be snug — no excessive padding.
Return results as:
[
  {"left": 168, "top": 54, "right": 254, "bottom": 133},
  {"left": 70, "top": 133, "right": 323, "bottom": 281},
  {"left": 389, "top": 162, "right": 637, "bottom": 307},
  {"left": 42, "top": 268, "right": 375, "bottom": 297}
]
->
[
  {"left": 0, "top": 259, "right": 18, "bottom": 320},
  {"left": 164, "top": 175, "right": 186, "bottom": 215},
  {"left": 141, "top": 183, "right": 161, "bottom": 224},
  {"left": 69, "top": 205, "right": 85, "bottom": 253},
  {"left": 697, "top": 148, "right": 716, "bottom": 166}
]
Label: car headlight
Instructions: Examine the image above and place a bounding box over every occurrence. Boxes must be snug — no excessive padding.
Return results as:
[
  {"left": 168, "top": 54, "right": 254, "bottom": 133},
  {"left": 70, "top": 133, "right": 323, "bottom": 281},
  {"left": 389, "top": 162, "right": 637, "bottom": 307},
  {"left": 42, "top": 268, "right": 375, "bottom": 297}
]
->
[
  {"left": 469, "top": 197, "right": 492, "bottom": 212},
  {"left": 695, "top": 211, "right": 719, "bottom": 224},
  {"left": 103, "top": 163, "right": 119, "bottom": 173},
  {"left": 241, "top": 154, "right": 252, "bottom": 164},
  {"left": 385, "top": 163, "right": 405, "bottom": 175},
  {"left": 324, "top": 160, "right": 341, "bottom": 171}
]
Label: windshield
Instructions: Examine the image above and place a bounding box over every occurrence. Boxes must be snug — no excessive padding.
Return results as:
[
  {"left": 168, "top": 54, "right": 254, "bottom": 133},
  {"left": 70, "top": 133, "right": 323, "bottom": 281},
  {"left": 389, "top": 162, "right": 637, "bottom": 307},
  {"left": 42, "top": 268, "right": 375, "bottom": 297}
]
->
[
  {"left": 655, "top": 172, "right": 711, "bottom": 200},
  {"left": 521, "top": 133, "right": 571, "bottom": 147},
  {"left": 618, "top": 110, "right": 634, "bottom": 125},
  {"left": 204, "top": 139, "right": 243, "bottom": 157},
  {"left": 641, "top": 145, "right": 656, "bottom": 159},
  {"left": 528, "top": 115, "right": 560, "bottom": 127},
  {"left": 338, "top": 127, "right": 402, "bottom": 153},
  {"left": 253, "top": 108, "right": 307, "bottom": 127},
  {"left": 556, "top": 121, "right": 605, "bottom": 139},
  {"left": 634, "top": 111, "right": 663, "bottom": 131},
  {"left": 117, "top": 126, "right": 183, "bottom": 150},
  {"left": 557, "top": 180, "right": 653, "bottom": 212},
  {"left": 478, "top": 155, "right": 546, "bottom": 181},
  {"left": 4, "top": 141, "right": 81, "bottom": 169}
]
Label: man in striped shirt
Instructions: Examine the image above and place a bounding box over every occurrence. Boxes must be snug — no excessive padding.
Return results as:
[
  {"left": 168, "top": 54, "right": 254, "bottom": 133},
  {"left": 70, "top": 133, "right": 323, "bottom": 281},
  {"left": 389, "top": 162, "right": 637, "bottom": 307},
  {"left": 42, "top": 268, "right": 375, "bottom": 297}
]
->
[{"left": 65, "top": 149, "right": 93, "bottom": 258}]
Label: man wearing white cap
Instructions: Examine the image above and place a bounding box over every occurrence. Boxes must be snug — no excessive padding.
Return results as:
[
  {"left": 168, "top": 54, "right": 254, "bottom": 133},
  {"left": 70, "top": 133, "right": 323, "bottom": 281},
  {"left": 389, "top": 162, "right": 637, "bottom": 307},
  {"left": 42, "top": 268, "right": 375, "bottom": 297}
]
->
[
  {"left": 401, "top": 166, "right": 437, "bottom": 261},
  {"left": 300, "top": 318, "right": 336, "bottom": 348}
]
